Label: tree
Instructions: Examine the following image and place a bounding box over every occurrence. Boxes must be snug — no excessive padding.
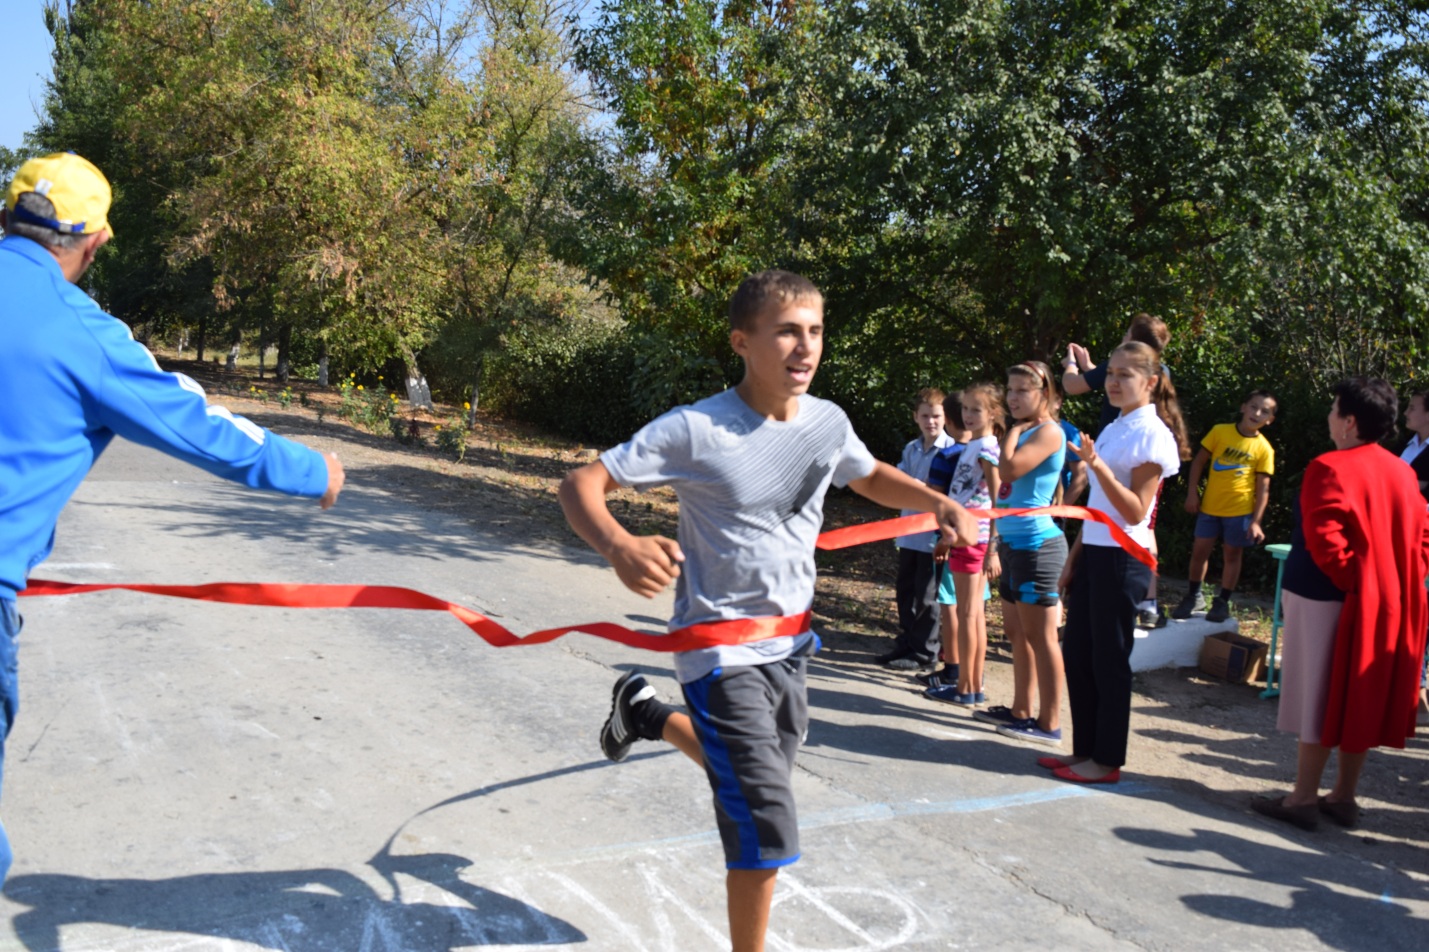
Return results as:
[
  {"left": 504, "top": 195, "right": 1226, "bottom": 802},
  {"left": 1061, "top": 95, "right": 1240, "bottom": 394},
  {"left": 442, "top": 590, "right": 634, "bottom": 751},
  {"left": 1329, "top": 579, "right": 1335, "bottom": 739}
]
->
[{"left": 568, "top": 0, "right": 822, "bottom": 413}]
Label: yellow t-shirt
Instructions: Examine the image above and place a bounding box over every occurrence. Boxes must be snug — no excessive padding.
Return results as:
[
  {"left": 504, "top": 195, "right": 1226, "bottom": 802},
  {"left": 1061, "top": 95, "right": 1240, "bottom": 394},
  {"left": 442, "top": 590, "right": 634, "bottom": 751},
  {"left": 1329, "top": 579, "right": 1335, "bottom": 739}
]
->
[{"left": 1200, "top": 423, "right": 1274, "bottom": 517}]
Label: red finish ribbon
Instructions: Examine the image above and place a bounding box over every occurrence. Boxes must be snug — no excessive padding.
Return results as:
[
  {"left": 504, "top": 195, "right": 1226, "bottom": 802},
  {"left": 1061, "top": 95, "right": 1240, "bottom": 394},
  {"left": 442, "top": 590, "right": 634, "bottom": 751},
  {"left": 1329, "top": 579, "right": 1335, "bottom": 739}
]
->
[
  {"left": 19, "top": 506, "right": 1150, "bottom": 650},
  {"left": 19, "top": 577, "right": 810, "bottom": 654},
  {"left": 817, "top": 505, "right": 1157, "bottom": 571}
]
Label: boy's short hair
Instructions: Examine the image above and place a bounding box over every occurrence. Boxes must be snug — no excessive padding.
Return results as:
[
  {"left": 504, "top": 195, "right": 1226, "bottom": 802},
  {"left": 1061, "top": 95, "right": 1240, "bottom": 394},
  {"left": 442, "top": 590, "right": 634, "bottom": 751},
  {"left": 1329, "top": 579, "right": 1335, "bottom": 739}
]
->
[
  {"left": 1127, "top": 313, "right": 1170, "bottom": 353},
  {"left": 729, "top": 270, "right": 823, "bottom": 331},
  {"left": 943, "top": 395, "right": 965, "bottom": 430},
  {"left": 915, "top": 387, "right": 946, "bottom": 410},
  {"left": 1331, "top": 376, "right": 1398, "bottom": 443},
  {"left": 1245, "top": 389, "right": 1278, "bottom": 407},
  {"left": 1408, "top": 389, "right": 1429, "bottom": 408}
]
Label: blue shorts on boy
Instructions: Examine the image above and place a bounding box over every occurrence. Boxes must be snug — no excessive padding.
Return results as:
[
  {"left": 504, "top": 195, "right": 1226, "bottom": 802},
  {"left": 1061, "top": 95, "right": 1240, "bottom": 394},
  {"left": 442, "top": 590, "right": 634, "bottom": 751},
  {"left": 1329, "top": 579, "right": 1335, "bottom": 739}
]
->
[
  {"left": 1195, "top": 513, "right": 1255, "bottom": 548},
  {"left": 601, "top": 389, "right": 877, "bottom": 868}
]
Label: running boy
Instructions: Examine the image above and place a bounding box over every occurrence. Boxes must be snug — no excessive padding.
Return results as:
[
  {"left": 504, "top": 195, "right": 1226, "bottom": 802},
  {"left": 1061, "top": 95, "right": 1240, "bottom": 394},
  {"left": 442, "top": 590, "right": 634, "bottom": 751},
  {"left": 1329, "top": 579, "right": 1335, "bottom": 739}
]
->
[
  {"left": 558, "top": 271, "right": 978, "bottom": 952},
  {"left": 1173, "top": 390, "right": 1277, "bottom": 623}
]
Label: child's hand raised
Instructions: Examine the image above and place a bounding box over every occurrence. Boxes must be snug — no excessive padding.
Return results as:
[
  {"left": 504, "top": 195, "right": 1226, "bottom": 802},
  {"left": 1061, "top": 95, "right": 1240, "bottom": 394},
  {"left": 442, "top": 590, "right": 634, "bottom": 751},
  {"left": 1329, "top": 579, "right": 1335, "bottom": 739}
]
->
[
  {"left": 1067, "top": 432, "right": 1096, "bottom": 464},
  {"left": 607, "top": 535, "right": 685, "bottom": 598}
]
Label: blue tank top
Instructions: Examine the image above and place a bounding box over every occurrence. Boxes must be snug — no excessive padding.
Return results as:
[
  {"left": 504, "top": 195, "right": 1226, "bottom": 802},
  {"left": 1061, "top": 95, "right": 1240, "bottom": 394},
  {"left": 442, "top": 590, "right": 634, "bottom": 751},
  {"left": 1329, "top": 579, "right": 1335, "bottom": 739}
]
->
[{"left": 997, "top": 422, "right": 1066, "bottom": 549}]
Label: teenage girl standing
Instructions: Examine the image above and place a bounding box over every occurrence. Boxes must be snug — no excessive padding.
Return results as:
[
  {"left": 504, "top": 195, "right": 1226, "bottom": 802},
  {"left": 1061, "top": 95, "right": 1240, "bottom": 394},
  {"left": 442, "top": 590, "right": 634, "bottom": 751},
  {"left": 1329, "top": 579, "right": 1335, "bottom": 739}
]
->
[
  {"left": 988, "top": 362, "right": 1068, "bottom": 746},
  {"left": 1051, "top": 341, "right": 1191, "bottom": 782}
]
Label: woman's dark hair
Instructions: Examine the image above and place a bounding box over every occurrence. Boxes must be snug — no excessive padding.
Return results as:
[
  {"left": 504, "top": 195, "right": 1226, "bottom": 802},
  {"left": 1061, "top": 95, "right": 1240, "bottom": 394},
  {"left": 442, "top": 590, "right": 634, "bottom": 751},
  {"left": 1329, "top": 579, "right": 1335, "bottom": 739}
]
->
[{"left": 1331, "top": 376, "right": 1398, "bottom": 444}]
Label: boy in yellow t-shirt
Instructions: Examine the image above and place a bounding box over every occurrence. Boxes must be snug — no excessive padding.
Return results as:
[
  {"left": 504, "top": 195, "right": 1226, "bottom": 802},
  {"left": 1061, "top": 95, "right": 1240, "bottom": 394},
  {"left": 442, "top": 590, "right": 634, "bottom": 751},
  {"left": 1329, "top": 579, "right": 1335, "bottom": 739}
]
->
[{"left": 1173, "top": 391, "right": 1278, "bottom": 623}]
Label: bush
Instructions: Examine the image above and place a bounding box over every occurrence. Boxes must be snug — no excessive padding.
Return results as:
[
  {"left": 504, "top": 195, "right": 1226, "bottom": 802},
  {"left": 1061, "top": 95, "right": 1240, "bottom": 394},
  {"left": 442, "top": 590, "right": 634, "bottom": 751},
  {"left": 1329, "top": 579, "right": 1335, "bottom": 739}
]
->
[
  {"left": 484, "top": 317, "right": 649, "bottom": 447},
  {"left": 434, "top": 415, "right": 469, "bottom": 461}
]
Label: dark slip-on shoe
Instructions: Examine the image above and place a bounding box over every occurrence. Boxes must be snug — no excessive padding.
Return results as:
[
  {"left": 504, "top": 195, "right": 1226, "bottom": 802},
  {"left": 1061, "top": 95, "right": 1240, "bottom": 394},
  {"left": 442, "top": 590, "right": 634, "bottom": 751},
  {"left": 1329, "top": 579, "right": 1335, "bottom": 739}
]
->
[
  {"left": 1251, "top": 796, "right": 1320, "bottom": 831},
  {"left": 1317, "top": 796, "right": 1361, "bottom": 829}
]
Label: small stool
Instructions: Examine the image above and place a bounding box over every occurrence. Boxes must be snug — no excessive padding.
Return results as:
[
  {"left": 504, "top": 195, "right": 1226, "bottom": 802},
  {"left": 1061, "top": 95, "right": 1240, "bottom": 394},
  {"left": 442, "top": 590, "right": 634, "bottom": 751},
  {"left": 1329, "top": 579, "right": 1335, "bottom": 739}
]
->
[{"left": 1262, "top": 543, "right": 1291, "bottom": 699}]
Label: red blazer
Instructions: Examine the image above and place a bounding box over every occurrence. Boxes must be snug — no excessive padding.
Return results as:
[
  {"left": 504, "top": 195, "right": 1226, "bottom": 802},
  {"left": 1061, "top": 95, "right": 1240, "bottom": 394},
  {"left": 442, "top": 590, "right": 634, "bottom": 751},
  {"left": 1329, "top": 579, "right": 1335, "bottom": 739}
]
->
[{"left": 1301, "top": 443, "right": 1429, "bottom": 752}]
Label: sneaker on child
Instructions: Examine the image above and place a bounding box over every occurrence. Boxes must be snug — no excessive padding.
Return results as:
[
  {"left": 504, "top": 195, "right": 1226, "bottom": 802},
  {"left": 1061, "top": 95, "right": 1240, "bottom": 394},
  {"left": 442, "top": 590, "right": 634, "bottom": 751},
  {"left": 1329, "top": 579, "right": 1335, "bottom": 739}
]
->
[
  {"left": 600, "top": 671, "right": 659, "bottom": 763},
  {"left": 1171, "top": 590, "right": 1206, "bottom": 619},
  {"left": 1206, "top": 596, "right": 1234, "bottom": 623},
  {"left": 995, "top": 717, "right": 1063, "bottom": 747}
]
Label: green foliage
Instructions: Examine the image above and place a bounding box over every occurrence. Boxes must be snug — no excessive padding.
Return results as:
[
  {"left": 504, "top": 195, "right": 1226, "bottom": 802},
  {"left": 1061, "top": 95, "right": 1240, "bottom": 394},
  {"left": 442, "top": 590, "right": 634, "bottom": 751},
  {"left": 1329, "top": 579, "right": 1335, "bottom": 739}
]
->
[
  {"left": 484, "top": 315, "right": 648, "bottom": 446},
  {"left": 337, "top": 375, "right": 396, "bottom": 433},
  {"left": 434, "top": 416, "right": 470, "bottom": 461},
  {"left": 567, "top": 0, "right": 821, "bottom": 393},
  {"left": 19, "top": 0, "right": 1429, "bottom": 588},
  {"left": 31, "top": 0, "right": 593, "bottom": 387}
]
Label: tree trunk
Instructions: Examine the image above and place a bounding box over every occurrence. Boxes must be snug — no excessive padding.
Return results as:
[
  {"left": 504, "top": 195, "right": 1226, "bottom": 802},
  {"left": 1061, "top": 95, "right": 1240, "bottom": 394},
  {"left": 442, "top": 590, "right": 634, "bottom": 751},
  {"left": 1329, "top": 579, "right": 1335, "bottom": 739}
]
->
[
  {"left": 401, "top": 344, "right": 434, "bottom": 410},
  {"left": 317, "top": 343, "right": 329, "bottom": 387},
  {"left": 196, "top": 312, "right": 207, "bottom": 363},
  {"left": 275, "top": 323, "right": 292, "bottom": 383},
  {"left": 226, "top": 329, "right": 240, "bottom": 372}
]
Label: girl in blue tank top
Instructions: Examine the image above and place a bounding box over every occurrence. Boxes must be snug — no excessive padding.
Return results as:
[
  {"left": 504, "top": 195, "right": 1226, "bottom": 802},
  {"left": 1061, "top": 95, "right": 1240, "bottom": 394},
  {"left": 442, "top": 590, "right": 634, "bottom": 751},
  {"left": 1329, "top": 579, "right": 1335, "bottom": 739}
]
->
[
  {"left": 981, "top": 361, "right": 1071, "bottom": 748},
  {"left": 998, "top": 427, "right": 1065, "bottom": 547}
]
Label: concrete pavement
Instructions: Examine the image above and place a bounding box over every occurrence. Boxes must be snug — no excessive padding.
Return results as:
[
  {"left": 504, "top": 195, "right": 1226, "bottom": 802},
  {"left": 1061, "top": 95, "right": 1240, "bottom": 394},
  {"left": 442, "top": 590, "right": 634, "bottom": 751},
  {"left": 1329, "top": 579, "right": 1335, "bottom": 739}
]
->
[{"left": 0, "top": 438, "right": 1423, "bottom": 950}]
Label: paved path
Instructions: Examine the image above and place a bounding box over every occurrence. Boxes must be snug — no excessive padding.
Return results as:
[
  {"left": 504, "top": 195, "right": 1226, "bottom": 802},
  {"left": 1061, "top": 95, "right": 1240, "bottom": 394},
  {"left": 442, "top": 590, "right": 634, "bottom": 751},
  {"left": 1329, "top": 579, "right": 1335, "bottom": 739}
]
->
[{"left": 0, "top": 440, "right": 1423, "bottom": 951}]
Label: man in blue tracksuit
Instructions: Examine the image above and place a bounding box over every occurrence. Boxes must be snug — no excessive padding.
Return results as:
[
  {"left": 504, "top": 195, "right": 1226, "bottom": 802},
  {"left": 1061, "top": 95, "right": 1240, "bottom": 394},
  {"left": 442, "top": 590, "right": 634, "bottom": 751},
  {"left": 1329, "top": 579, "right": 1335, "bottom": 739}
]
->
[{"left": 0, "top": 153, "right": 345, "bottom": 880}]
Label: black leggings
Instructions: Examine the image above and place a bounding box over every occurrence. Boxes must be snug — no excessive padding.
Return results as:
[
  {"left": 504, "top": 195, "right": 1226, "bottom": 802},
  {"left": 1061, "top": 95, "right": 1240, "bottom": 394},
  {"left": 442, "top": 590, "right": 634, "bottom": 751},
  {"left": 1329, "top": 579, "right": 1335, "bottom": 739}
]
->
[{"left": 1064, "top": 545, "right": 1153, "bottom": 768}]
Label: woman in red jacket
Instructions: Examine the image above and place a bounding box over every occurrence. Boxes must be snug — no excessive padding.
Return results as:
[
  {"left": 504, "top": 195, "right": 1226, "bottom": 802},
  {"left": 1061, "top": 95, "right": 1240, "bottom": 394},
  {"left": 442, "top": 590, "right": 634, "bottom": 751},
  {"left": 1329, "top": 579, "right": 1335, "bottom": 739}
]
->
[{"left": 1254, "top": 378, "right": 1429, "bottom": 831}]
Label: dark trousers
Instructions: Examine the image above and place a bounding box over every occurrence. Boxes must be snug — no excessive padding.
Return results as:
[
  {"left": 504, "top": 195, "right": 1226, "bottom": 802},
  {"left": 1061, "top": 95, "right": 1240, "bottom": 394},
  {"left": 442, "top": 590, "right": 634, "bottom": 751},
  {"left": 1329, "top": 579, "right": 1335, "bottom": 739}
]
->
[
  {"left": 1063, "top": 545, "right": 1152, "bottom": 768},
  {"left": 894, "top": 547, "right": 941, "bottom": 659}
]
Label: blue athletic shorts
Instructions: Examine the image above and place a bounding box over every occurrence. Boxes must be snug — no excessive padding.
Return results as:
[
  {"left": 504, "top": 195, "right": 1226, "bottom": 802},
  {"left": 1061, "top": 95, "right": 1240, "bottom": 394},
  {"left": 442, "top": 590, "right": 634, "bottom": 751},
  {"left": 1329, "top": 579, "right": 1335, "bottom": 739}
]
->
[
  {"left": 1195, "top": 513, "right": 1254, "bottom": 548},
  {"left": 681, "top": 640, "right": 813, "bottom": 870},
  {"left": 936, "top": 563, "right": 995, "bottom": 606}
]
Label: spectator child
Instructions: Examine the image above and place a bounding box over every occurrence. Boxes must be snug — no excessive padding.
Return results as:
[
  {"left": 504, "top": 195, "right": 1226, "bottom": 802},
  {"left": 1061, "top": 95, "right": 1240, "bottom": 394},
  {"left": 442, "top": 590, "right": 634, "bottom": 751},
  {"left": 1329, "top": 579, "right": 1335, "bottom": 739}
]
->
[
  {"left": 920, "top": 406, "right": 970, "bottom": 689},
  {"left": 1062, "top": 313, "right": 1174, "bottom": 626},
  {"left": 926, "top": 383, "right": 1004, "bottom": 706},
  {"left": 985, "top": 362, "right": 1069, "bottom": 747},
  {"left": 1053, "top": 342, "right": 1191, "bottom": 783},
  {"left": 878, "top": 389, "right": 955, "bottom": 670},
  {"left": 1173, "top": 391, "right": 1277, "bottom": 622}
]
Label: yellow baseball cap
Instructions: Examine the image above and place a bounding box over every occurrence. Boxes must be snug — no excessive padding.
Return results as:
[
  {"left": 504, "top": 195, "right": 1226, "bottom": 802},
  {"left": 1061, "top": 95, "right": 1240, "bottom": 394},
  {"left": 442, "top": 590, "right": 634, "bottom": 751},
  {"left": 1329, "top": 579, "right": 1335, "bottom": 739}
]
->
[{"left": 4, "top": 152, "right": 112, "bottom": 236}]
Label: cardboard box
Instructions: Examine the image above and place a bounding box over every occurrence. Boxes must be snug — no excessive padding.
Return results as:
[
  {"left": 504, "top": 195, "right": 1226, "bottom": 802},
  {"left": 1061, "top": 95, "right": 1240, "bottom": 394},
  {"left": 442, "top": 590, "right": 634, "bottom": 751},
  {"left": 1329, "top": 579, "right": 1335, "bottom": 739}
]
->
[{"left": 1199, "top": 631, "right": 1269, "bottom": 684}]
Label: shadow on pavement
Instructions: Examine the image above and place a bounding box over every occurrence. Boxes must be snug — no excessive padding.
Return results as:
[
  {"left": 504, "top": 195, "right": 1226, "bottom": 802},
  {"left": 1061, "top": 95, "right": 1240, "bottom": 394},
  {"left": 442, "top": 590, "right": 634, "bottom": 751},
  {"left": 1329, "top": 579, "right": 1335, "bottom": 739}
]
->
[
  {"left": 1114, "top": 820, "right": 1429, "bottom": 952},
  {"left": 3, "top": 755, "right": 684, "bottom": 952},
  {"left": 4, "top": 855, "right": 583, "bottom": 951}
]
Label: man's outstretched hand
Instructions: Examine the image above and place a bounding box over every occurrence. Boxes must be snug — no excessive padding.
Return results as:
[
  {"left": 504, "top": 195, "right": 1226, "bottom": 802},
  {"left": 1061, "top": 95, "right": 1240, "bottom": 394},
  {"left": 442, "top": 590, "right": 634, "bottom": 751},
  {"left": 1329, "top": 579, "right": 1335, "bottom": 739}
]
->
[{"left": 320, "top": 453, "right": 345, "bottom": 509}]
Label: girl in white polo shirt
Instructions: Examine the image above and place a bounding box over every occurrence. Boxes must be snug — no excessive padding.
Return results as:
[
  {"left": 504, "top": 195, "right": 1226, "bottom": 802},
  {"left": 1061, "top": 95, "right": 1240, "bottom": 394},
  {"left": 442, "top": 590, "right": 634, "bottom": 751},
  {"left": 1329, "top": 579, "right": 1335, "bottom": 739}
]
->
[{"left": 1050, "top": 341, "right": 1191, "bottom": 783}]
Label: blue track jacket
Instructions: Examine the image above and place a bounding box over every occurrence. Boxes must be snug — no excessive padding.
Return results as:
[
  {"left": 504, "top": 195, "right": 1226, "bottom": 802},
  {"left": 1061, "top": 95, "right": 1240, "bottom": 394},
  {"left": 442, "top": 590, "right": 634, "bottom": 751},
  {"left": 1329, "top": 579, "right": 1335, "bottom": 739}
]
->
[{"left": 0, "top": 235, "right": 329, "bottom": 599}]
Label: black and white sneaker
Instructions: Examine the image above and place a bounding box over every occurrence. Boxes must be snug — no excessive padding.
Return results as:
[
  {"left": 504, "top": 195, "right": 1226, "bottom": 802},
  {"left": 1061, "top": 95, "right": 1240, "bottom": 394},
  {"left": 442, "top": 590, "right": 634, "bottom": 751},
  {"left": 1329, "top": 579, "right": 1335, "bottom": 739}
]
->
[
  {"left": 1171, "top": 591, "right": 1206, "bottom": 619},
  {"left": 600, "top": 672, "right": 658, "bottom": 763}
]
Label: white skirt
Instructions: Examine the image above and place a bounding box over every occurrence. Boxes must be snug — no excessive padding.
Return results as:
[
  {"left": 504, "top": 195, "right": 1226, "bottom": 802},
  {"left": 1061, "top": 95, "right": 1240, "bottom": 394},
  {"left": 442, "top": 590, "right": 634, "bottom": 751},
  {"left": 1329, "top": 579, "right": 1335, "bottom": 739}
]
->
[{"left": 1276, "top": 590, "right": 1344, "bottom": 745}]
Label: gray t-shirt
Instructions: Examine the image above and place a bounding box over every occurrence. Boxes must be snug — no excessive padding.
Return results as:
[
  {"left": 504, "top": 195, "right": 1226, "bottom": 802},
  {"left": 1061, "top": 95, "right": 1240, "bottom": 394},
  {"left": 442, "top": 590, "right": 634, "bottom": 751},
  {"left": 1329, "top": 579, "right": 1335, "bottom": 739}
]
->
[{"left": 601, "top": 388, "right": 878, "bottom": 682}]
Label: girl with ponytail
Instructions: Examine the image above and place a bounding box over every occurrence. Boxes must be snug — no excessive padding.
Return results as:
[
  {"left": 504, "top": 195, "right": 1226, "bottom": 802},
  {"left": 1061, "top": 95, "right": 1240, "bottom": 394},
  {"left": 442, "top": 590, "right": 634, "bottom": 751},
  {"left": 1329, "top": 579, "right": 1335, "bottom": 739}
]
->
[{"left": 1051, "top": 341, "right": 1188, "bottom": 783}]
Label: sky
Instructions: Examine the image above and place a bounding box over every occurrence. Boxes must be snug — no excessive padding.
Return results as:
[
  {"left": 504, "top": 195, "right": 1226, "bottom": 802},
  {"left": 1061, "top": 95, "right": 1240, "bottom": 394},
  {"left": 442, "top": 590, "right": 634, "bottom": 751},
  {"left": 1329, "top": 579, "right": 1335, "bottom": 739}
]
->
[{"left": 1, "top": 0, "right": 56, "bottom": 151}]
